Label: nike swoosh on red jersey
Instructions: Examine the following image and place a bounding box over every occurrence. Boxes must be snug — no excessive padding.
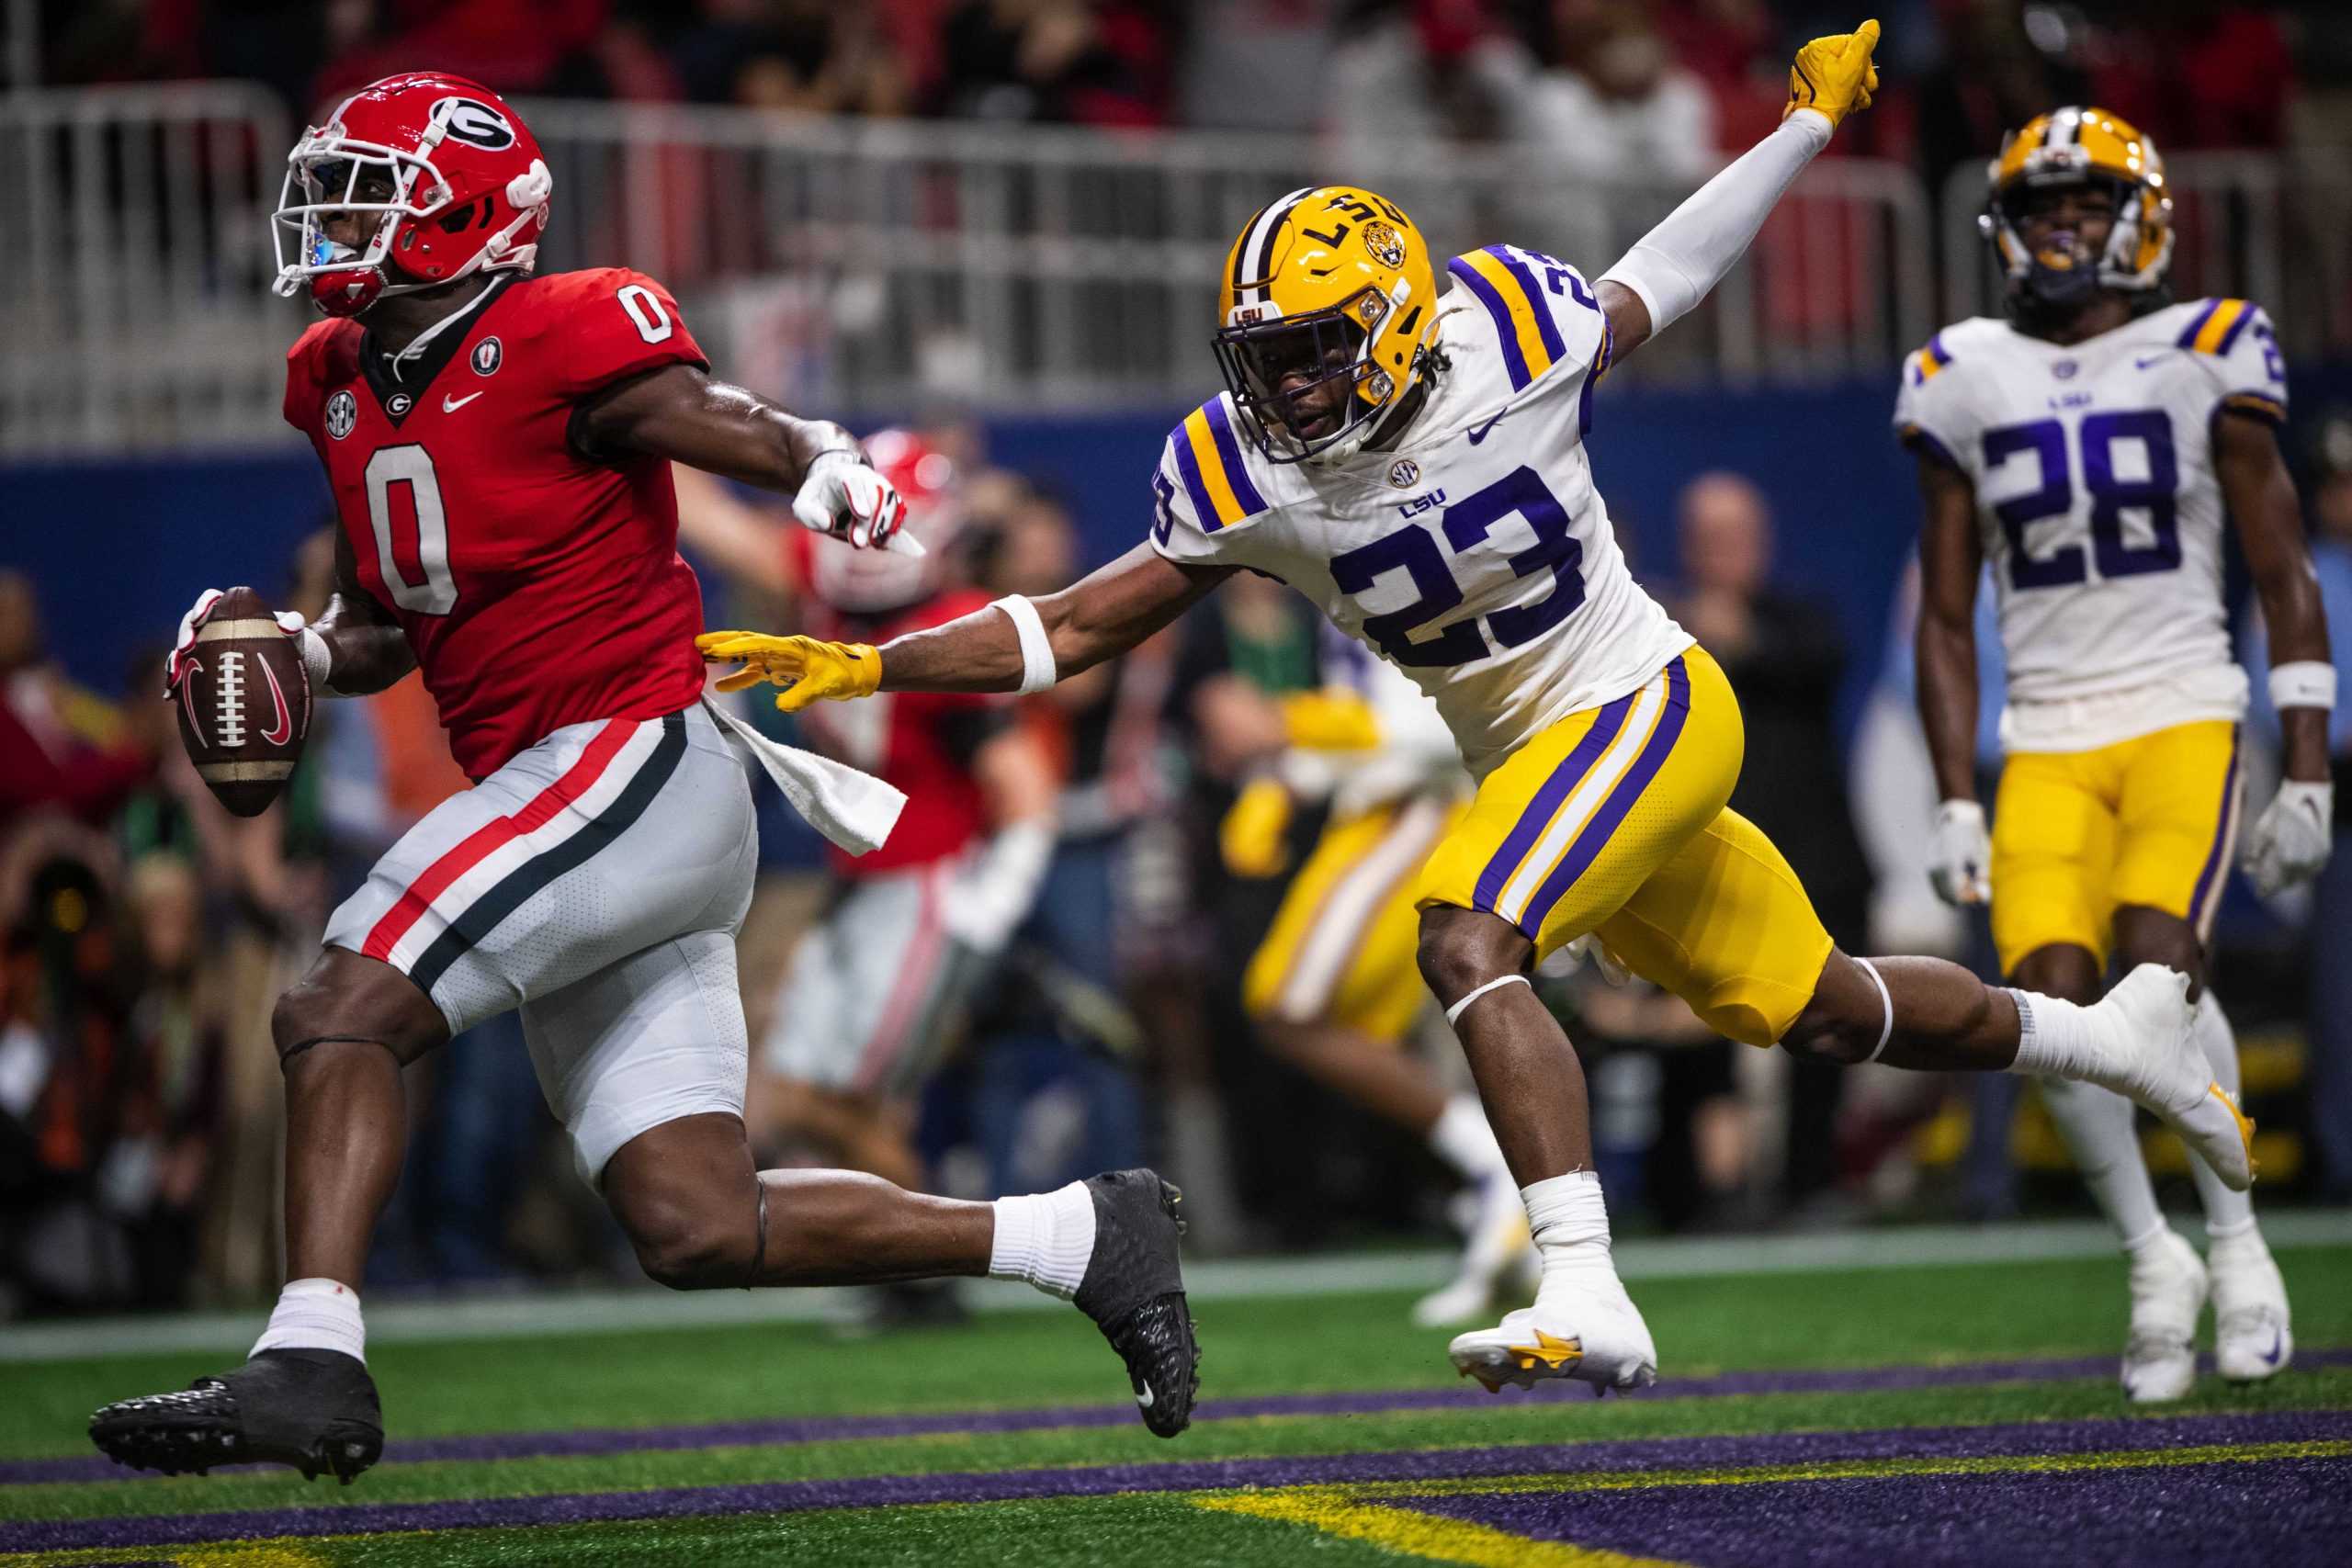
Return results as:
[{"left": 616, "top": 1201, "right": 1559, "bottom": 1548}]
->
[
  {"left": 259, "top": 654, "right": 296, "bottom": 746},
  {"left": 443, "top": 391, "right": 485, "bottom": 413}
]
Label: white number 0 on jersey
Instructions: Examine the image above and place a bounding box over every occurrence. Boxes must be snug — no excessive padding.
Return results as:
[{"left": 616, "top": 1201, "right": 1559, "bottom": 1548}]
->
[{"left": 365, "top": 444, "right": 458, "bottom": 615}]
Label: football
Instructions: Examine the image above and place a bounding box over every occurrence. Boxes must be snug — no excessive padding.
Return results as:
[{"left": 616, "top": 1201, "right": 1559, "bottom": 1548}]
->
[{"left": 175, "top": 585, "right": 311, "bottom": 818}]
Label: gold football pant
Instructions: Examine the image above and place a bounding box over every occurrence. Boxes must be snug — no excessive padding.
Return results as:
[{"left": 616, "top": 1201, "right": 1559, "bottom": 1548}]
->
[
  {"left": 1244, "top": 794, "right": 1465, "bottom": 1043},
  {"left": 1416, "top": 647, "right": 1834, "bottom": 1046},
  {"left": 1989, "top": 719, "right": 2242, "bottom": 976}
]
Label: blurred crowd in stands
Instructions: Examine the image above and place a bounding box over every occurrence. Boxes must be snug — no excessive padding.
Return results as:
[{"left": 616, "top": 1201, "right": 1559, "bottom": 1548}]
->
[
  {"left": 31, "top": 2, "right": 2352, "bottom": 179},
  {"left": 8, "top": 0, "right": 2352, "bottom": 1319},
  {"left": 11, "top": 406, "right": 2352, "bottom": 1318}
]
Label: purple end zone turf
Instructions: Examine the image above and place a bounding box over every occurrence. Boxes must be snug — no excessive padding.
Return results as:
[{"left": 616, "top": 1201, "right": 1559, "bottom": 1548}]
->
[
  {"left": 22, "top": 1348, "right": 2345, "bottom": 1488},
  {"left": 8, "top": 1410, "right": 2350, "bottom": 1554},
  {"left": 1390, "top": 1455, "right": 2352, "bottom": 1567}
]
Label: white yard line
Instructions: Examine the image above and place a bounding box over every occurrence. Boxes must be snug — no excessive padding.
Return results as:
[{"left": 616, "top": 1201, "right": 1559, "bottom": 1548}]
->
[{"left": 6, "top": 1211, "right": 2345, "bottom": 1365}]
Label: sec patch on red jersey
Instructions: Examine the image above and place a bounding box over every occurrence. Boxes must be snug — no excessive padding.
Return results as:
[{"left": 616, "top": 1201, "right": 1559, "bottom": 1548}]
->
[{"left": 172, "top": 586, "right": 311, "bottom": 817}]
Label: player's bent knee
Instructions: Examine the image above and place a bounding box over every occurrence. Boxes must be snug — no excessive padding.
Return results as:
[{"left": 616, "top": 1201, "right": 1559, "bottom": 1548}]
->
[
  {"left": 626, "top": 1201, "right": 757, "bottom": 1292},
  {"left": 1415, "top": 906, "right": 1530, "bottom": 1004},
  {"left": 271, "top": 949, "right": 448, "bottom": 1069}
]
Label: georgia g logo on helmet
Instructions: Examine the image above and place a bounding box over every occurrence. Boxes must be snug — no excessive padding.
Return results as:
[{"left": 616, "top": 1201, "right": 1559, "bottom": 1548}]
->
[
  {"left": 435, "top": 97, "right": 515, "bottom": 151},
  {"left": 272, "top": 73, "right": 552, "bottom": 319}
]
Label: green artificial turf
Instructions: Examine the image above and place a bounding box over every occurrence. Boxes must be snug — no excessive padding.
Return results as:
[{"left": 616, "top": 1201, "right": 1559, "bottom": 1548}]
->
[
  {"left": 13, "top": 1370, "right": 2351, "bottom": 1525},
  {"left": 10, "top": 1245, "right": 2350, "bottom": 1461},
  {"left": 6, "top": 1244, "right": 2348, "bottom": 1567}
]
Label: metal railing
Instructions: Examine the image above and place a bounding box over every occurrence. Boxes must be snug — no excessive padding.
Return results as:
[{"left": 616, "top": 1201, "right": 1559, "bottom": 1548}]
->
[
  {"left": 1, "top": 84, "right": 2332, "bottom": 457},
  {"left": 0, "top": 84, "right": 291, "bottom": 454}
]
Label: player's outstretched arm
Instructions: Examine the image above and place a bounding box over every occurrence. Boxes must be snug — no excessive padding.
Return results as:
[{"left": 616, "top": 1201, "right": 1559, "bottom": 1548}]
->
[
  {"left": 1593, "top": 19, "right": 1880, "bottom": 364},
  {"left": 701, "top": 545, "right": 1230, "bottom": 710},
  {"left": 579, "top": 365, "right": 907, "bottom": 549},
  {"left": 306, "top": 526, "right": 418, "bottom": 696},
  {"left": 2220, "top": 412, "right": 2337, "bottom": 893},
  {"left": 1912, "top": 445, "right": 1992, "bottom": 906}
]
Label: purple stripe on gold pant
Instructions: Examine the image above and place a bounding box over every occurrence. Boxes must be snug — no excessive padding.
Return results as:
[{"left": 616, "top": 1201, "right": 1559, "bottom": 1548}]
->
[
  {"left": 1516, "top": 657, "right": 1693, "bottom": 938},
  {"left": 2188, "top": 727, "right": 2242, "bottom": 931},
  {"left": 1471, "top": 687, "right": 1637, "bottom": 912}
]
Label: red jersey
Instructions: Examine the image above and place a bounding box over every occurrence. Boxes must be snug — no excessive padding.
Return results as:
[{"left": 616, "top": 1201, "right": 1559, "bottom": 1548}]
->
[
  {"left": 790, "top": 575, "right": 1007, "bottom": 877},
  {"left": 285, "top": 267, "right": 711, "bottom": 778}
]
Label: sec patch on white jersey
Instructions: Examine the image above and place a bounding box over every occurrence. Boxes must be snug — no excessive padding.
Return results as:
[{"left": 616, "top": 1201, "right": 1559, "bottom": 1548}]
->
[
  {"left": 1151, "top": 243, "right": 1690, "bottom": 781},
  {"left": 1894, "top": 297, "right": 2286, "bottom": 750}
]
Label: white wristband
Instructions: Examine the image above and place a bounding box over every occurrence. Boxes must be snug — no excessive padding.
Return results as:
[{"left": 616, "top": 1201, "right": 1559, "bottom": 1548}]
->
[
  {"left": 296, "top": 625, "right": 339, "bottom": 697},
  {"left": 991, "top": 595, "right": 1058, "bottom": 695},
  {"left": 2269, "top": 660, "right": 2335, "bottom": 712}
]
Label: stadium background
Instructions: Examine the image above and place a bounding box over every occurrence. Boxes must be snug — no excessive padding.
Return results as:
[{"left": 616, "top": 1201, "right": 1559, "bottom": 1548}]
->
[{"left": 5, "top": 0, "right": 2351, "bottom": 1322}]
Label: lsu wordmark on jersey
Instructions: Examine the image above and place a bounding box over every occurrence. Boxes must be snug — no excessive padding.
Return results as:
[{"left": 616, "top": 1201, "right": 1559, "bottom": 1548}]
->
[
  {"left": 1895, "top": 295, "right": 2285, "bottom": 751},
  {"left": 1152, "top": 234, "right": 1688, "bottom": 782},
  {"left": 1153, "top": 222, "right": 1831, "bottom": 1044},
  {"left": 1897, "top": 294, "right": 2286, "bottom": 970}
]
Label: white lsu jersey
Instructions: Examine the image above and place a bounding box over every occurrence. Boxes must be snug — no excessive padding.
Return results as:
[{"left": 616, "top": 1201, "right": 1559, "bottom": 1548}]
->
[
  {"left": 1150, "top": 243, "right": 1691, "bottom": 781},
  {"left": 1894, "top": 297, "right": 2288, "bottom": 750}
]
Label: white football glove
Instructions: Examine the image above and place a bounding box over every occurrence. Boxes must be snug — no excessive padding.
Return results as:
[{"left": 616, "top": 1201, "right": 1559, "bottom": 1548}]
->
[
  {"left": 792, "top": 449, "right": 920, "bottom": 555},
  {"left": 1928, "top": 798, "right": 1993, "bottom": 906},
  {"left": 2241, "top": 779, "right": 2334, "bottom": 897},
  {"left": 164, "top": 589, "right": 309, "bottom": 694}
]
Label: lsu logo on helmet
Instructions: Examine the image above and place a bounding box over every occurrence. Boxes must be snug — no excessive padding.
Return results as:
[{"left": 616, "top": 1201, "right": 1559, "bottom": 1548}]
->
[
  {"left": 1211, "top": 186, "right": 1442, "bottom": 464},
  {"left": 1981, "top": 106, "right": 2173, "bottom": 314}
]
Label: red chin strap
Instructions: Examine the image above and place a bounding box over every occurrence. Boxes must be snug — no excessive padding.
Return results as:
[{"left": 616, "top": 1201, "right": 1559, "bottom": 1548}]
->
[{"left": 311, "top": 266, "right": 385, "bottom": 317}]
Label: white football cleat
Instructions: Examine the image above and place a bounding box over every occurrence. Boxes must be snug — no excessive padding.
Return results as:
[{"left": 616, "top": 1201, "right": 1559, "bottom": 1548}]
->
[
  {"left": 1448, "top": 1289, "right": 1657, "bottom": 1395},
  {"left": 1411, "top": 1166, "right": 1535, "bottom": 1328},
  {"left": 2120, "top": 1228, "right": 2207, "bottom": 1403},
  {"left": 2083, "top": 965, "right": 2256, "bottom": 1192},
  {"left": 2210, "top": 1228, "right": 2293, "bottom": 1383}
]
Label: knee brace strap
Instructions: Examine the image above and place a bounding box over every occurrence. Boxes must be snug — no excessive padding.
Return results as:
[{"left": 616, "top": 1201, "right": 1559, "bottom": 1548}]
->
[
  {"left": 278, "top": 1034, "right": 400, "bottom": 1066},
  {"left": 745, "top": 1178, "right": 771, "bottom": 1290},
  {"left": 1444, "top": 973, "right": 1531, "bottom": 1028}
]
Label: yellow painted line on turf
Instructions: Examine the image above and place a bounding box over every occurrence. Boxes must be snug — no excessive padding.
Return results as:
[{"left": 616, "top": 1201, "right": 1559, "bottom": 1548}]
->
[
  {"left": 0, "top": 1544, "right": 340, "bottom": 1567},
  {"left": 1196, "top": 1487, "right": 1688, "bottom": 1568},
  {"left": 1227, "top": 1437, "right": 2352, "bottom": 1506},
  {"left": 1183, "top": 1440, "right": 2349, "bottom": 1565}
]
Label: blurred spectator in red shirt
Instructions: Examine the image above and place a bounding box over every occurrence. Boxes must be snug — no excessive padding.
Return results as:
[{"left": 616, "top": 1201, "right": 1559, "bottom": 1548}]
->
[
  {"left": 2089, "top": 1, "right": 2294, "bottom": 151},
  {"left": 933, "top": 0, "right": 1170, "bottom": 125},
  {"left": 0, "top": 574, "right": 152, "bottom": 839},
  {"left": 673, "top": 1, "right": 912, "bottom": 114}
]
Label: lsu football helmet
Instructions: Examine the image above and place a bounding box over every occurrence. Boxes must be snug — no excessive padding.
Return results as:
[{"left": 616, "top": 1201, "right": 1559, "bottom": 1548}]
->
[
  {"left": 807, "top": 430, "right": 961, "bottom": 614},
  {"left": 1981, "top": 106, "right": 2173, "bottom": 315},
  {"left": 1212, "top": 186, "right": 1442, "bottom": 464},
  {"left": 273, "top": 73, "right": 554, "bottom": 318}
]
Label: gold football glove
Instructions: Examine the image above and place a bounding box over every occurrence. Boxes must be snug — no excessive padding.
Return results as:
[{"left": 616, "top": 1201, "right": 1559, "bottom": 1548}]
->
[
  {"left": 1280, "top": 690, "right": 1384, "bottom": 752},
  {"left": 696, "top": 631, "right": 883, "bottom": 714},
  {"left": 1220, "top": 776, "right": 1295, "bottom": 880},
  {"left": 1784, "top": 18, "right": 1881, "bottom": 130}
]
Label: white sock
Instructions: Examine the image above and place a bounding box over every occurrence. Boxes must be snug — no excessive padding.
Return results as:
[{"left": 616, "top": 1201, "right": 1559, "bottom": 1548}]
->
[
  {"left": 1522, "top": 1170, "right": 1627, "bottom": 1312},
  {"left": 988, "top": 1181, "right": 1096, "bottom": 1299},
  {"left": 1428, "top": 1094, "right": 1508, "bottom": 1180},
  {"left": 2039, "top": 1077, "right": 2166, "bottom": 1253},
  {"left": 2005, "top": 988, "right": 2108, "bottom": 1081},
  {"left": 2188, "top": 993, "right": 2257, "bottom": 1239},
  {"left": 250, "top": 1278, "right": 366, "bottom": 1363}
]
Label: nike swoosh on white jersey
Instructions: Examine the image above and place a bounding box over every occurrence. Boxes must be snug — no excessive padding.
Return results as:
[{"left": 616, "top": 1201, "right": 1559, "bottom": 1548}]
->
[{"left": 442, "top": 391, "right": 485, "bottom": 413}]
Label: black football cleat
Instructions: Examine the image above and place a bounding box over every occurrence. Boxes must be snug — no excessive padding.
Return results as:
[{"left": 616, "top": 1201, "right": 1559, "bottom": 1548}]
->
[
  {"left": 89, "top": 1348, "right": 384, "bottom": 1483},
  {"left": 1072, "top": 1168, "right": 1201, "bottom": 1438}
]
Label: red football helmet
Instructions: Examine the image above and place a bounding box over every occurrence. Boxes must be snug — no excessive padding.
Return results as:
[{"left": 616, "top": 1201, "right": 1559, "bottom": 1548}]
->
[
  {"left": 273, "top": 73, "right": 553, "bottom": 317},
  {"left": 808, "top": 431, "right": 964, "bottom": 614}
]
